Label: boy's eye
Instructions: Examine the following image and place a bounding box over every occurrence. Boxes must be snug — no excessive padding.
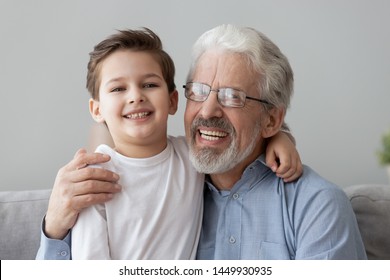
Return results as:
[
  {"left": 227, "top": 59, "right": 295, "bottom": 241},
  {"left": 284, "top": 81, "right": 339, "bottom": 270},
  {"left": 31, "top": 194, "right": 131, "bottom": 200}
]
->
[
  {"left": 111, "top": 87, "right": 126, "bottom": 92},
  {"left": 143, "top": 83, "right": 158, "bottom": 88}
]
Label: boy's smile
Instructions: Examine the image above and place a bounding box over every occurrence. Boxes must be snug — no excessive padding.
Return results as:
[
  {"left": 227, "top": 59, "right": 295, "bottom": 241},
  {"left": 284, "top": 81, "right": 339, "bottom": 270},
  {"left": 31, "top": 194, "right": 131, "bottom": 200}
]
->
[{"left": 123, "top": 111, "right": 151, "bottom": 120}]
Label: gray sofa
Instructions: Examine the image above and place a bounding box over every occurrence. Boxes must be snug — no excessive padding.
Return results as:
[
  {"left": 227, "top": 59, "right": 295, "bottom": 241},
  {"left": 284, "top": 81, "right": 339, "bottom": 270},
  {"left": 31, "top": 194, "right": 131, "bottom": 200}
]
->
[
  {"left": 0, "top": 189, "right": 50, "bottom": 260},
  {"left": 1, "top": 185, "right": 389, "bottom": 260}
]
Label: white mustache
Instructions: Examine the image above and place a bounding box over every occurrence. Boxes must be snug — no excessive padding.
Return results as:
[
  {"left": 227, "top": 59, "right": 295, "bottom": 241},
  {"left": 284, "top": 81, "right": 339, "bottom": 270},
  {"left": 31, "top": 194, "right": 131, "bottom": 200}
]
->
[{"left": 191, "top": 117, "right": 234, "bottom": 136}]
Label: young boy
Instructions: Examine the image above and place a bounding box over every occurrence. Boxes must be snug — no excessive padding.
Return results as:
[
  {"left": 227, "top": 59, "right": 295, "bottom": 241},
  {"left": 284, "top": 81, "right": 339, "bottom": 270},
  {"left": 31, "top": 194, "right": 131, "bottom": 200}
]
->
[{"left": 70, "top": 28, "right": 300, "bottom": 259}]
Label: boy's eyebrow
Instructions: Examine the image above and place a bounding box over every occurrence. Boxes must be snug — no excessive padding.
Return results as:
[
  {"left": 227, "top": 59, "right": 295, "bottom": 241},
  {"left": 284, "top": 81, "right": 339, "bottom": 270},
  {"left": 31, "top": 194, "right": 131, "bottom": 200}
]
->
[
  {"left": 104, "top": 77, "right": 124, "bottom": 86},
  {"left": 104, "top": 73, "right": 163, "bottom": 86},
  {"left": 143, "top": 73, "right": 163, "bottom": 79}
]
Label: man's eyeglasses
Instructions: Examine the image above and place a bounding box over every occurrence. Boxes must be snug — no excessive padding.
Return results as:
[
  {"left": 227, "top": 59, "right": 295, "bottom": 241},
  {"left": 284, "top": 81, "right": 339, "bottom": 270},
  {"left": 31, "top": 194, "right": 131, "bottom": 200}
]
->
[{"left": 183, "top": 82, "right": 271, "bottom": 108}]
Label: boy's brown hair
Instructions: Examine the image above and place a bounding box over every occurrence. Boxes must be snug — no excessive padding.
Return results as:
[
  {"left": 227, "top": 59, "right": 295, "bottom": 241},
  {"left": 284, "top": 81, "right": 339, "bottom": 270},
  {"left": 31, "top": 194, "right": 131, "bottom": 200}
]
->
[{"left": 86, "top": 28, "right": 176, "bottom": 100}]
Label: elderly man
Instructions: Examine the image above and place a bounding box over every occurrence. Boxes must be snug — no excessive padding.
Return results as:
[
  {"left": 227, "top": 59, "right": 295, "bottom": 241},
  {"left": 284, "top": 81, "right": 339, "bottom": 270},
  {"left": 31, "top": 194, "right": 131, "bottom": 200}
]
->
[
  {"left": 183, "top": 24, "right": 366, "bottom": 259},
  {"left": 37, "top": 24, "right": 365, "bottom": 260}
]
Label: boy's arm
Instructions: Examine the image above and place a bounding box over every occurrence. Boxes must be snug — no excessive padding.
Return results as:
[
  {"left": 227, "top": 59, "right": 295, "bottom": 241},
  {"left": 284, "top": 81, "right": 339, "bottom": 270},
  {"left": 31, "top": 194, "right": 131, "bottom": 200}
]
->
[
  {"left": 265, "top": 123, "right": 303, "bottom": 182},
  {"left": 280, "top": 122, "right": 296, "bottom": 145},
  {"left": 71, "top": 204, "right": 111, "bottom": 259}
]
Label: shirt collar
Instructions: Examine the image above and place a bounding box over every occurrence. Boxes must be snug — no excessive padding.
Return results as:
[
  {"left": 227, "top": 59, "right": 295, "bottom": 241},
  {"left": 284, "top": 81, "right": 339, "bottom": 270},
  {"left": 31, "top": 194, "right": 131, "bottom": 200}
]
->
[{"left": 205, "top": 154, "right": 272, "bottom": 195}]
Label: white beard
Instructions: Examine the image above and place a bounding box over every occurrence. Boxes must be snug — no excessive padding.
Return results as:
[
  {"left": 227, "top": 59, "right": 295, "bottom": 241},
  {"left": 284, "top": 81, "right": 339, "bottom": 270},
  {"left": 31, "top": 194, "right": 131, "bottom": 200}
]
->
[{"left": 188, "top": 117, "right": 261, "bottom": 174}]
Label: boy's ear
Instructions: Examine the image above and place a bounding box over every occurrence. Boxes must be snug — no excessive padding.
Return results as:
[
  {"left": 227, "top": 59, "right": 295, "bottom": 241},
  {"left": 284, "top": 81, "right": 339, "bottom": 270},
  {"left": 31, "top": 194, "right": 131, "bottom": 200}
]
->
[
  {"left": 89, "top": 98, "right": 105, "bottom": 123},
  {"left": 261, "top": 107, "right": 285, "bottom": 138},
  {"left": 168, "top": 90, "right": 179, "bottom": 115}
]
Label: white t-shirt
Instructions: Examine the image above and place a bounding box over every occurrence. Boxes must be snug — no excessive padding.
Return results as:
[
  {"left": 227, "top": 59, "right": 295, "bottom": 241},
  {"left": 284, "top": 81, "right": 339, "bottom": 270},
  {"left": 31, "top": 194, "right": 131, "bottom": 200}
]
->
[{"left": 71, "top": 136, "right": 204, "bottom": 259}]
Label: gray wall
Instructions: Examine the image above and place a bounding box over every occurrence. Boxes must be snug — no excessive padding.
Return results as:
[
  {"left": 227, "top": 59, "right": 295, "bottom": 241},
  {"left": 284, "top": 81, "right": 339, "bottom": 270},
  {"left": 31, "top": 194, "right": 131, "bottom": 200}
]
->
[{"left": 1, "top": 0, "right": 389, "bottom": 191}]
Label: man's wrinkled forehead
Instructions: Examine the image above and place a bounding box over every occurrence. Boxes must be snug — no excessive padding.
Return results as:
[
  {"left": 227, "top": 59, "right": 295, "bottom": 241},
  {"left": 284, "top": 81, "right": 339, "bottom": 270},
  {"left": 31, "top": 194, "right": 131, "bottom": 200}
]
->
[{"left": 192, "top": 50, "right": 257, "bottom": 93}]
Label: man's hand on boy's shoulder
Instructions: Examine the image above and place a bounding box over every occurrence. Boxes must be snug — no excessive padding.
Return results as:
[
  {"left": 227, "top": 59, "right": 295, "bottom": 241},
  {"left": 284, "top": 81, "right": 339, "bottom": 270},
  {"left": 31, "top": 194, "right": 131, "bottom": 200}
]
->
[{"left": 44, "top": 149, "right": 121, "bottom": 239}]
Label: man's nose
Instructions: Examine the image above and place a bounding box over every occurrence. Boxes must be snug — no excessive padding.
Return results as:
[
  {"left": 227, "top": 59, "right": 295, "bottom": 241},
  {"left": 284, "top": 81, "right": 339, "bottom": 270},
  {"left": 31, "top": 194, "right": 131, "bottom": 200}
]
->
[{"left": 198, "top": 91, "right": 223, "bottom": 119}]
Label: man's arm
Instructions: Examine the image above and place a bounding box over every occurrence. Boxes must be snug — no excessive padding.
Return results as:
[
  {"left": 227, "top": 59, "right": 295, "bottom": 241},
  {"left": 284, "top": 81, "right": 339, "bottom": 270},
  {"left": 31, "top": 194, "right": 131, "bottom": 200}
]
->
[
  {"left": 36, "top": 149, "right": 121, "bottom": 259},
  {"left": 36, "top": 218, "right": 72, "bottom": 260}
]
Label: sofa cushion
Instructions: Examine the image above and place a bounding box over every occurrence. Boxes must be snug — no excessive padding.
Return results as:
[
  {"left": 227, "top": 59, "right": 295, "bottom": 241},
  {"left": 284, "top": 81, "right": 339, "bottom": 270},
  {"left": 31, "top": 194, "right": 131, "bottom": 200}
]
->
[
  {"left": 344, "top": 184, "right": 390, "bottom": 260},
  {"left": 0, "top": 189, "right": 51, "bottom": 260},
  {"left": 1, "top": 185, "right": 389, "bottom": 260}
]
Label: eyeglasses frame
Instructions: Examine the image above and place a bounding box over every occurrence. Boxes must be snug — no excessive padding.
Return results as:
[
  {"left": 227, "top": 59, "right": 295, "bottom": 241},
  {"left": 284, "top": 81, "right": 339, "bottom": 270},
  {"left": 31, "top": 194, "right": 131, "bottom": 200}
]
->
[{"left": 183, "top": 82, "right": 272, "bottom": 108}]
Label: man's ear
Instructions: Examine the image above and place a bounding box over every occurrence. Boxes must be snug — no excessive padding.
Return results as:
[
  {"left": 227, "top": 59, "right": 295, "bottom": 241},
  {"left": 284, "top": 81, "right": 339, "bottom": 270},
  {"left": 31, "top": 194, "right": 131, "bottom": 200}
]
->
[
  {"left": 261, "top": 107, "right": 285, "bottom": 138},
  {"left": 89, "top": 98, "right": 105, "bottom": 123},
  {"left": 168, "top": 90, "right": 179, "bottom": 115}
]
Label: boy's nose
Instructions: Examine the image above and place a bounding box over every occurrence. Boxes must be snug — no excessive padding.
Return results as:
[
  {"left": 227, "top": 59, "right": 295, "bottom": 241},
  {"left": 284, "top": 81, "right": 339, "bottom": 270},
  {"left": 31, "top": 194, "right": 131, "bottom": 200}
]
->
[{"left": 127, "top": 88, "right": 145, "bottom": 104}]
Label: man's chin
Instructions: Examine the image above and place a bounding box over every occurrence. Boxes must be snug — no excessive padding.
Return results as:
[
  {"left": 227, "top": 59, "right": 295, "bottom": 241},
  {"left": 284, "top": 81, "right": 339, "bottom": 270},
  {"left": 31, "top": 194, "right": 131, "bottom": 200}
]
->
[{"left": 189, "top": 148, "right": 234, "bottom": 174}]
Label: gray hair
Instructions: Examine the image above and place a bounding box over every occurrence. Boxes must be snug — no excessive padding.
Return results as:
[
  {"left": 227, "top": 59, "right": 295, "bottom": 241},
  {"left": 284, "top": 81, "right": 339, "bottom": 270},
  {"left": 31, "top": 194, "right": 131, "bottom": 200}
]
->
[{"left": 186, "top": 24, "right": 294, "bottom": 110}]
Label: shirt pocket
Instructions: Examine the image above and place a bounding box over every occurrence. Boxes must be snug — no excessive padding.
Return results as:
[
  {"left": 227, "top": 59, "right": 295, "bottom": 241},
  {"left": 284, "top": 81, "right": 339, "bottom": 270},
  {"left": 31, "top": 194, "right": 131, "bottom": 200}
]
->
[{"left": 259, "top": 241, "right": 292, "bottom": 259}]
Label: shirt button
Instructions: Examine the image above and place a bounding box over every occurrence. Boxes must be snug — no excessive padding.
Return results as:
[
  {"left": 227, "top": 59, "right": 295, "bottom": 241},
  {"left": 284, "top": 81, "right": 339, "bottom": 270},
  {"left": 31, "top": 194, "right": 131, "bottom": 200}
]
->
[
  {"left": 232, "top": 193, "right": 239, "bottom": 200},
  {"left": 60, "top": 251, "right": 68, "bottom": 257},
  {"left": 229, "top": 236, "right": 236, "bottom": 244}
]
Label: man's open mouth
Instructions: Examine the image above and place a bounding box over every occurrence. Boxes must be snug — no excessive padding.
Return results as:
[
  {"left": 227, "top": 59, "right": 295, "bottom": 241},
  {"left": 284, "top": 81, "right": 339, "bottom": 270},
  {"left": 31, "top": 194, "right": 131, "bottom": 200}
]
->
[{"left": 199, "top": 129, "right": 227, "bottom": 141}]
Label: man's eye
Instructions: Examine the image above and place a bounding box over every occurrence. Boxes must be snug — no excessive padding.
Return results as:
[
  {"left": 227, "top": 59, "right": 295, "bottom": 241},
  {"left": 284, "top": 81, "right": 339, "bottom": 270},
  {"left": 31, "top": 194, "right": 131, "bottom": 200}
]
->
[{"left": 225, "top": 90, "right": 239, "bottom": 99}]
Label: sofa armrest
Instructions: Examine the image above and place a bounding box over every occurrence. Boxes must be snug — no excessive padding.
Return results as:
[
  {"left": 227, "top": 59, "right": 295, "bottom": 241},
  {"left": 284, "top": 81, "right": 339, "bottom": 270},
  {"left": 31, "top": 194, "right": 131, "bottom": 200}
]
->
[{"left": 344, "top": 184, "right": 390, "bottom": 260}]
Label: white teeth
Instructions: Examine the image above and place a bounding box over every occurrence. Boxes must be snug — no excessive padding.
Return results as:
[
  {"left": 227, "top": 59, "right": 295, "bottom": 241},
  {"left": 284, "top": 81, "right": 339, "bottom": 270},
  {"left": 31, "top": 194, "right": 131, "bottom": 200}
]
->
[
  {"left": 125, "top": 112, "right": 149, "bottom": 119},
  {"left": 199, "top": 129, "right": 227, "bottom": 141},
  {"left": 201, "top": 134, "right": 220, "bottom": 141}
]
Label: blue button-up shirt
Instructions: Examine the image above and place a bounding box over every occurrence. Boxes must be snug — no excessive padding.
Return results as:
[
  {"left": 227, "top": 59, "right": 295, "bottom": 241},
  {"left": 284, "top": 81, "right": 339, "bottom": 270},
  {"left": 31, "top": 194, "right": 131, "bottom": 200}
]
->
[{"left": 196, "top": 155, "right": 367, "bottom": 260}]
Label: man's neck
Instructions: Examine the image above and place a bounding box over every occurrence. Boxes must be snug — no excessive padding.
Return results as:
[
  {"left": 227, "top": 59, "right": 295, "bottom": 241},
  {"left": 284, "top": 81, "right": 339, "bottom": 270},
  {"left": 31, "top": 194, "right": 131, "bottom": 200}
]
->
[{"left": 209, "top": 170, "right": 243, "bottom": 191}]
